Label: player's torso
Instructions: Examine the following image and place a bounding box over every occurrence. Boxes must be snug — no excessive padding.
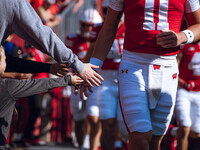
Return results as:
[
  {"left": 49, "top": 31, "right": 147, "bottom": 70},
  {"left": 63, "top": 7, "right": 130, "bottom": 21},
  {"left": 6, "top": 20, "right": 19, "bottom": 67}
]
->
[
  {"left": 179, "top": 42, "right": 200, "bottom": 81},
  {"left": 123, "top": 0, "right": 186, "bottom": 55},
  {"left": 65, "top": 33, "right": 89, "bottom": 60}
]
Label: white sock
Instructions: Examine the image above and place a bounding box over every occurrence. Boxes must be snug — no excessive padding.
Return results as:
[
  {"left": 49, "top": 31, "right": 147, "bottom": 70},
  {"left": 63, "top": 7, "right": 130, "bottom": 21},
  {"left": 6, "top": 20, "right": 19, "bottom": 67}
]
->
[
  {"left": 83, "top": 134, "right": 90, "bottom": 149},
  {"left": 71, "top": 131, "right": 79, "bottom": 147}
]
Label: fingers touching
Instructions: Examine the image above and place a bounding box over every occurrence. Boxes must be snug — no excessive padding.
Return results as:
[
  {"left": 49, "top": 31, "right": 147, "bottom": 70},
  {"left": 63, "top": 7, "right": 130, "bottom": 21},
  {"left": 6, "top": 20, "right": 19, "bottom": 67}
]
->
[
  {"left": 50, "top": 63, "right": 69, "bottom": 76},
  {"left": 79, "top": 63, "right": 104, "bottom": 87}
]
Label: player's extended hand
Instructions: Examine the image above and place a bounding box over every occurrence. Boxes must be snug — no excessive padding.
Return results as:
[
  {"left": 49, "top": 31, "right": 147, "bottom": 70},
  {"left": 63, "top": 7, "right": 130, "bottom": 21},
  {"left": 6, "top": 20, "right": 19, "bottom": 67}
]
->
[
  {"left": 50, "top": 63, "right": 69, "bottom": 77},
  {"left": 74, "top": 82, "right": 93, "bottom": 100},
  {"left": 79, "top": 63, "right": 104, "bottom": 87},
  {"left": 156, "top": 30, "right": 185, "bottom": 48}
]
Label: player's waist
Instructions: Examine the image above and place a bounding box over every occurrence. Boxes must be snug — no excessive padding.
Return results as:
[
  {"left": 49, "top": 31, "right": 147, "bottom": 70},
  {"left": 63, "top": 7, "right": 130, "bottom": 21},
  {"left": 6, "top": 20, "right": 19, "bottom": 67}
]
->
[
  {"left": 123, "top": 31, "right": 180, "bottom": 56},
  {"left": 124, "top": 42, "right": 180, "bottom": 56},
  {"left": 122, "top": 50, "right": 177, "bottom": 66}
]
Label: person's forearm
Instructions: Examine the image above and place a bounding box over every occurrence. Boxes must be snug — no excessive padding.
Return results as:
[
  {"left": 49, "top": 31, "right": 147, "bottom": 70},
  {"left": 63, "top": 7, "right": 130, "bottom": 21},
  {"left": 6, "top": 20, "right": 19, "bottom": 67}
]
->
[
  {"left": 83, "top": 42, "right": 95, "bottom": 63},
  {"left": 13, "top": 0, "right": 84, "bottom": 73},
  {"left": 6, "top": 55, "right": 51, "bottom": 73},
  {"left": 186, "top": 24, "right": 200, "bottom": 43},
  {"left": 1, "top": 72, "right": 32, "bottom": 79},
  {"left": 183, "top": 9, "right": 200, "bottom": 43},
  {"left": 92, "top": 8, "right": 122, "bottom": 61},
  {"left": 92, "top": 28, "right": 117, "bottom": 61},
  {"left": 7, "top": 75, "right": 72, "bottom": 99}
]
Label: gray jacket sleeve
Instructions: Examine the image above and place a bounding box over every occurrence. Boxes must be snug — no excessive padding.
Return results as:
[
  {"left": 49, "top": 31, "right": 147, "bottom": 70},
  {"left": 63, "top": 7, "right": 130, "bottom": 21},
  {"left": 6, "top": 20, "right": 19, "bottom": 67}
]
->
[
  {"left": 6, "top": 75, "right": 72, "bottom": 99},
  {"left": 11, "top": 0, "right": 84, "bottom": 74}
]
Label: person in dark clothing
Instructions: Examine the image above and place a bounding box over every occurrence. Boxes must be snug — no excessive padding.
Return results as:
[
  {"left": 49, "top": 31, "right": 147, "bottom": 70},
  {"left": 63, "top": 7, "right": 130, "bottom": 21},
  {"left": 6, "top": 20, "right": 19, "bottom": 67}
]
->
[
  {"left": 5, "top": 51, "right": 69, "bottom": 76},
  {"left": 0, "top": 46, "right": 84, "bottom": 150}
]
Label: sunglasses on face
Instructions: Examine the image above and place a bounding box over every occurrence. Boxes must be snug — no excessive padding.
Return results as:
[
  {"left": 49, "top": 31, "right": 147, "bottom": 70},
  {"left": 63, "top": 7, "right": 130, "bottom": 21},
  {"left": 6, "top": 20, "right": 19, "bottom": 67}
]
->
[{"left": 80, "top": 22, "right": 94, "bottom": 28}]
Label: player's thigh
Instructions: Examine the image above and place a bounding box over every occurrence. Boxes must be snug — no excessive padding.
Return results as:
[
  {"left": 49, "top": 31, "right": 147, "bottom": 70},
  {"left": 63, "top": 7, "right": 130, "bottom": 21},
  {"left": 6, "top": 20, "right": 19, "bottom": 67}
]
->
[
  {"left": 118, "top": 59, "right": 151, "bottom": 133},
  {"left": 117, "top": 102, "right": 129, "bottom": 141},
  {"left": 151, "top": 65, "right": 178, "bottom": 135}
]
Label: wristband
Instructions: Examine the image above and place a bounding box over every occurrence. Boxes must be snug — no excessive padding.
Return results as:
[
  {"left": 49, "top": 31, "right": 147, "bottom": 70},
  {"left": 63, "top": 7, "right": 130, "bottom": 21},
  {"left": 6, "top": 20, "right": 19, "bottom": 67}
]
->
[
  {"left": 89, "top": 57, "right": 103, "bottom": 72},
  {"left": 181, "top": 30, "right": 194, "bottom": 44}
]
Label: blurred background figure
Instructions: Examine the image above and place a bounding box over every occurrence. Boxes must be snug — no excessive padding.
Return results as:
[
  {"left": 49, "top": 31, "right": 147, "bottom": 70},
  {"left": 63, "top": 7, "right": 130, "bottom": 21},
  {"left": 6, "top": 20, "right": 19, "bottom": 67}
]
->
[
  {"left": 22, "top": 43, "right": 53, "bottom": 146},
  {"left": 2, "top": 34, "right": 22, "bottom": 58},
  {"left": 83, "top": 1, "right": 128, "bottom": 149},
  {"left": 175, "top": 41, "right": 200, "bottom": 150},
  {"left": 36, "top": 0, "right": 62, "bottom": 28},
  {"left": 65, "top": 8, "right": 102, "bottom": 150}
]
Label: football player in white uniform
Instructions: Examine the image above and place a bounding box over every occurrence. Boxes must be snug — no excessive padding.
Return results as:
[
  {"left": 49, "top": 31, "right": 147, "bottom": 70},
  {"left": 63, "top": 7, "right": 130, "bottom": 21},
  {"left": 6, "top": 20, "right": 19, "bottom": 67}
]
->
[
  {"left": 87, "top": 0, "right": 200, "bottom": 150},
  {"left": 65, "top": 8, "right": 102, "bottom": 150},
  {"left": 175, "top": 40, "right": 200, "bottom": 150}
]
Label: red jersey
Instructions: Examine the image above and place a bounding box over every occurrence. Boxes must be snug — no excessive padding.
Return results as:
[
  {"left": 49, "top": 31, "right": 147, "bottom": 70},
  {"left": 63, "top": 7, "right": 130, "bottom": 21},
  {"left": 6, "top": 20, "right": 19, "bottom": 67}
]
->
[
  {"left": 90, "top": 23, "right": 125, "bottom": 70},
  {"left": 65, "top": 33, "right": 89, "bottom": 60},
  {"left": 109, "top": 0, "right": 199, "bottom": 56},
  {"left": 179, "top": 42, "right": 200, "bottom": 91}
]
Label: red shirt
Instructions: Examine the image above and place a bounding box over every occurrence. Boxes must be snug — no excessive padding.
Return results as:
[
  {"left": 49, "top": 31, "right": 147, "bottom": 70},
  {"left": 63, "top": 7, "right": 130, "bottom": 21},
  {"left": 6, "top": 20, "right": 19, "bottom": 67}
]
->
[
  {"left": 122, "top": 0, "right": 186, "bottom": 56},
  {"left": 65, "top": 34, "right": 89, "bottom": 60}
]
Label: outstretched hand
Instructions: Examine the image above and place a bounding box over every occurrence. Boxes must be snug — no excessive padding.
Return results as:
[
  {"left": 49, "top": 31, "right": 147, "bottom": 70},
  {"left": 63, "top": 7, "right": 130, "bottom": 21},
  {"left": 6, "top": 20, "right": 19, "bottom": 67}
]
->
[
  {"left": 50, "top": 63, "right": 69, "bottom": 77},
  {"left": 79, "top": 63, "right": 104, "bottom": 87},
  {"left": 70, "top": 74, "right": 84, "bottom": 86},
  {"left": 156, "top": 30, "right": 186, "bottom": 48},
  {"left": 74, "top": 82, "right": 93, "bottom": 100}
]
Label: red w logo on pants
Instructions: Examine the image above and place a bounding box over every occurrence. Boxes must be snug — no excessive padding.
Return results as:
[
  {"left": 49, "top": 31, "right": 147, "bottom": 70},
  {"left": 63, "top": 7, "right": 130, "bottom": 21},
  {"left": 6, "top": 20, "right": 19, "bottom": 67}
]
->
[
  {"left": 172, "top": 73, "right": 177, "bottom": 79},
  {"left": 153, "top": 65, "right": 160, "bottom": 70}
]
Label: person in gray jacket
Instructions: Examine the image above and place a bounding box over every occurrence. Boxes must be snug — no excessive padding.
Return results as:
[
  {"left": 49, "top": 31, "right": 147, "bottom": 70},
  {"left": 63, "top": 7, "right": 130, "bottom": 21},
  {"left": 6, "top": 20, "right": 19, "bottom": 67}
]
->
[
  {"left": 0, "top": 0, "right": 103, "bottom": 90},
  {"left": 0, "top": 46, "right": 84, "bottom": 150}
]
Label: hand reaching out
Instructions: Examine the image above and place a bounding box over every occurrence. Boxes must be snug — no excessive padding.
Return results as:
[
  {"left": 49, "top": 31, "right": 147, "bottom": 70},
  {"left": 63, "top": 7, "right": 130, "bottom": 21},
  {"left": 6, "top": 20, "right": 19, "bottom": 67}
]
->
[
  {"left": 79, "top": 63, "right": 104, "bottom": 87},
  {"left": 74, "top": 63, "right": 104, "bottom": 100},
  {"left": 70, "top": 74, "right": 84, "bottom": 86},
  {"left": 50, "top": 63, "right": 69, "bottom": 77},
  {"left": 71, "top": 74, "right": 91, "bottom": 100},
  {"left": 74, "top": 82, "right": 93, "bottom": 100}
]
